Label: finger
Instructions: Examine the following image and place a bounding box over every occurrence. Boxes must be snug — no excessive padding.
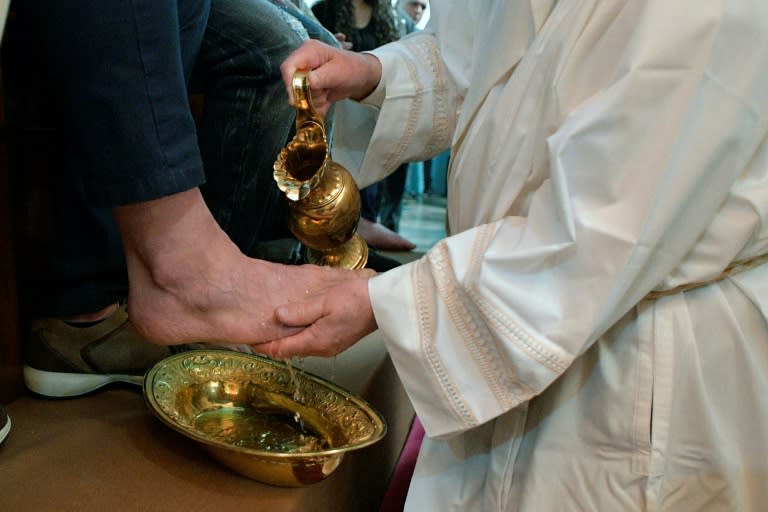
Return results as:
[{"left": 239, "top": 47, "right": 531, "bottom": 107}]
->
[
  {"left": 280, "top": 40, "right": 335, "bottom": 103},
  {"left": 357, "top": 268, "right": 377, "bottom": 279},
  {"left": 275, "top": 298, "right": 325, "bottom": 327},
  {"left": 276, "top": 315, "right": 369, "bottom": 358},
  {"left": 254, "top": 329, "right": 328, "bottom": 359},
  {"left": 280, "top": 42, "right": 316, "bottom": 105},
  {"left": 249, "top": 339, "right": 284, "bottom": 359},
  {"left": 306, "top": 85, "right": 332, "bottom": 117}
]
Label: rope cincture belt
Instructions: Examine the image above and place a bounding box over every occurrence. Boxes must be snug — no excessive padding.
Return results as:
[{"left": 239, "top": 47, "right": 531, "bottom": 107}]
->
[{"left": 644, "top": 253, "right": 768, "bottom": 300}]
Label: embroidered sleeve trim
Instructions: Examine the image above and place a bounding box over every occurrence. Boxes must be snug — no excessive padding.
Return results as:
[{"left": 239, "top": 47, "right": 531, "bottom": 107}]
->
[
  {"left": 424, "top": 225, "right": 573, "bottom": 422},
  {"left": 466, "top": 226, "right": 570, "bottom": 375},
  {"left": 380, "top": 45, "right": 424, "bottom": 174},
  {"left": 415, "top": 253, "right": 478, "bottom": 427},
  {"left": 429, "top": 240, "right": 523, "bottom": 414}
]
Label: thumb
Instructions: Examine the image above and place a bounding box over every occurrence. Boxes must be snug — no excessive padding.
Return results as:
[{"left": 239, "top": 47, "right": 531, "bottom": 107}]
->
[{"left": 275, "top": 299, "right": 325, "bottom": 327}]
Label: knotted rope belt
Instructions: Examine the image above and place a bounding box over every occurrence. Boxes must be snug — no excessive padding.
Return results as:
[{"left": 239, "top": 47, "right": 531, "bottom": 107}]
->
[{"left": 644, "top": 253, "right": 768, "bottom": 300}]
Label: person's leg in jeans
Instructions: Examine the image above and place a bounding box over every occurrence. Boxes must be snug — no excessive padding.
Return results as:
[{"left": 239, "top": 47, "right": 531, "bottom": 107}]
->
[
  {"left": 16, "top": 0, "right": 209, "bottom": 396},
  {"left": 357, "top": 180, "right": 416, "bottom": 254},
  {"left": 378, "top": 163, "right": 408, "bottom": 232},
  {"left": 196, "top": 0, "right": 302, "bottom": 259},
  {"left": 423, "top": 158, "right": 433, "bottom": 195},
  {"left": 195, "top": 0, "right": 341, "bottom": 262},
  {"left": 18, "top": 0, "right": 337, "bottom": 314},
  {"left": 16, "top": 0, "right": 209, "bottom": 318},
  {"left": 18, "top": 0, "right": 340, "bottom": 315}
]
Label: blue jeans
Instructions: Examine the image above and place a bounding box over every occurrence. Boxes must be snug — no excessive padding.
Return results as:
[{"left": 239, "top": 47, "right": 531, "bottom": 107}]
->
[
  {"left": 196, "top": 0, "right": 337, "bottom": 248},
  {"left": 378, "top": 163, "right": 408, "bottom": 231},
  {"left": 15, "top": 0, "right": 336, "bottom": 316}
]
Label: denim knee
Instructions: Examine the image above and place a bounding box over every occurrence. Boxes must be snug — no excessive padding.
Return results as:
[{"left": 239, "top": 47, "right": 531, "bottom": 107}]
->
[{"left": 201, "top": 0, "right": 309, "bottom": 81}]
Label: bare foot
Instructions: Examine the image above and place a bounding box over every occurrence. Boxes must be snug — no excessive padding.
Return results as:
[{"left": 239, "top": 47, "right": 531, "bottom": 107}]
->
[
  {"left": 357, "top": 218, "right": 416, "bottom": 251},
  {"left": 113, "top": 189, "right": 370, "bottom": 347}
]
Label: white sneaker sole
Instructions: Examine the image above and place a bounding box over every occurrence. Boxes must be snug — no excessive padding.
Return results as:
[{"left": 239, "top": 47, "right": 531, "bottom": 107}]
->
[
  {"left": 23, "top": 365, "right": 143, "bottom": 398},
  {"left": 0, "top": 413, "right": 9, "bottom": 444}
]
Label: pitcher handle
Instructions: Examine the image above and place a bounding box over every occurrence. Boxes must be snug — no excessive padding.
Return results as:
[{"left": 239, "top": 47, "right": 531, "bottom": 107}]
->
[{"left": 293, "top": 70, "right": 324, "bottom": 131}]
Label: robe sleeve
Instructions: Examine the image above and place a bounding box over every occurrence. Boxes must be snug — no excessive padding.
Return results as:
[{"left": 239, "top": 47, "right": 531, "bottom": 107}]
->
[{"left": 330, "top": 30, "right": 461, "bottom": 189}]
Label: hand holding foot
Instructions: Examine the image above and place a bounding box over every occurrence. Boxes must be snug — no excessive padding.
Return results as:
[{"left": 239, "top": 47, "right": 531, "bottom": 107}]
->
[
  {"left": 113, "top": 189, "right": 372, "bottom": 347},
  {"left": 254, "top": 276, "right": 377, "bottom": 359}
]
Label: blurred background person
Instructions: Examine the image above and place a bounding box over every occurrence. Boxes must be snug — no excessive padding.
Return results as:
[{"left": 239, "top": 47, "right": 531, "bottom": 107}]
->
[{"left": 399, "top": 0, "right": 426, "bottom": 26}]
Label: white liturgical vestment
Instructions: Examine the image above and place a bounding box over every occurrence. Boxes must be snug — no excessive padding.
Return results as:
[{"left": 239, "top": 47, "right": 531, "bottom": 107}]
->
[{"left": 336, "top": 0, "right": 768, "bottom": 509}]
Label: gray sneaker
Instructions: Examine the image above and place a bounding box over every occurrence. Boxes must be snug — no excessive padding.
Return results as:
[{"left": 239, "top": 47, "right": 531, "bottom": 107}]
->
[
  {"left": 24, "top": 304, "right": 172, "bottom": 397},
  {"left": 0, "top": 405, "right": 10, "bottom": 445}
]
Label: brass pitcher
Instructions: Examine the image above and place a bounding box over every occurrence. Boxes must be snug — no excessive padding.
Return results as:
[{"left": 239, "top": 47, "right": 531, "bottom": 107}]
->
[{"left": 273, "top": 70, "right": 368, "bottom": 270}]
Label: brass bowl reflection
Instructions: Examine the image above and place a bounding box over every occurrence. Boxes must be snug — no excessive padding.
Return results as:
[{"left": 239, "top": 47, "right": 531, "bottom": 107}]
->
[{"left": 143, "top": 350, "right": 387, "bottom": 487}]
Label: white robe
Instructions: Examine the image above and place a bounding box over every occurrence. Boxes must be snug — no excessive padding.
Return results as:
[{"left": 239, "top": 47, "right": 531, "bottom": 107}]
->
[{"left": 336, "top": 0, "right": 768, "bottom": 509}]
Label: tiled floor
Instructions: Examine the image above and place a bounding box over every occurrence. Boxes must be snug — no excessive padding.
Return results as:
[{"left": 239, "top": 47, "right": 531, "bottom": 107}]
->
[{"left": 397, "top": 195, "right": 447, "bottom": 253}]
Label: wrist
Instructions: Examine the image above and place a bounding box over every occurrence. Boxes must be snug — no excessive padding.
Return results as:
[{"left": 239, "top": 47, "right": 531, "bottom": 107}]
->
[{"left": 351, "top": 52, "right": 383, "bottom": 102}]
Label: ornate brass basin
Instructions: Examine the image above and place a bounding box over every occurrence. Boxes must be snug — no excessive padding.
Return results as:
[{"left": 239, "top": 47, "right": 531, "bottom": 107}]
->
[{"left": 143, "top": 350, "right": 386, "bottom": 487}]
